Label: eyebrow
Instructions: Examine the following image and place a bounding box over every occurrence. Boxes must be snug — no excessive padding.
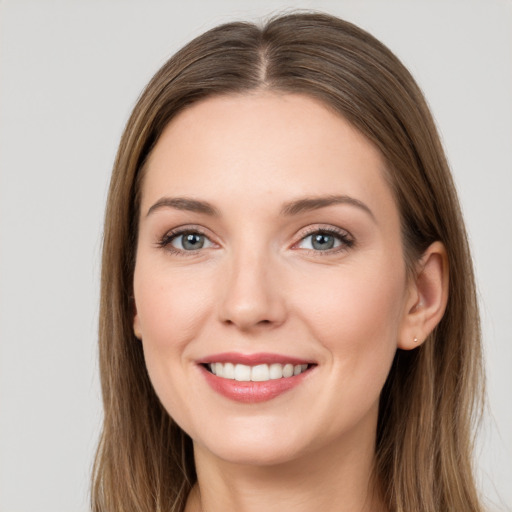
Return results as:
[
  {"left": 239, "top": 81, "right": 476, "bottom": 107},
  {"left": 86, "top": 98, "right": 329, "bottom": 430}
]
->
[
  {"left": 146, "top": 197, "right": 219, "bottom": 217},
  {"left": 146, "top": 194, "right": 375, "bottom": 221},
  {"left": 281, "top": 195, "right": 375, "bottom": 220}
]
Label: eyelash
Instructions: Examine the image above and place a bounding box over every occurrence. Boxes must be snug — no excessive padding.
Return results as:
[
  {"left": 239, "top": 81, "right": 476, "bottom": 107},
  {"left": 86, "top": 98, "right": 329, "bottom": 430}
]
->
[
  {"left": 156, "top": 225, "right": 212, "bottom": 255},
  {"left": 156, "top": 225, "right": 354, "bottom": 256},
  {"left": 293, "top": 226, "right": 354, "bottom": 255}
]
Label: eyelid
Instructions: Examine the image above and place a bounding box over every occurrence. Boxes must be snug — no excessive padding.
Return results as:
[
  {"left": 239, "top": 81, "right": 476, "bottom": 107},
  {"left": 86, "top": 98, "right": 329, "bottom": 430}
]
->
[
  {"left": 291, "top": 224, "right": 354, "bottom": 253},
  {"left": 156, "top": 224, "right": 218, "bottom": 253},
  {"left": 155, "top": 223, "right": 354, "bottom": 256}
]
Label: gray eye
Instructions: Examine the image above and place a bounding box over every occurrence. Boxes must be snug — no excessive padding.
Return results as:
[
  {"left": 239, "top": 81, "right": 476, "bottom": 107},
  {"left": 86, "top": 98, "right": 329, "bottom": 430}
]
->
[
  {"left": 298, "top": 232, "right": 342, "bottom": 251},
  {"left": 171, "top": 232, "right": 211, "bottom": 250},
  {"left": 311, "top": 233, "right": 335, "bottom": 250}
]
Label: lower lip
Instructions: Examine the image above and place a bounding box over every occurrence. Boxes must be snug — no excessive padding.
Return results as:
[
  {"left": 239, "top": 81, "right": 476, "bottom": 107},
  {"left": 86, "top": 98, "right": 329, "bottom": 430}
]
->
[{"left": 200, "top": 365, "right": 311, "bottom": 403}]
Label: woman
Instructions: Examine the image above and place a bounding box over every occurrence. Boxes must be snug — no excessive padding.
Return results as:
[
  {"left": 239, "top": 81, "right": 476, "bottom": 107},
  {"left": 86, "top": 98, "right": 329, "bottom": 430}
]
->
[{"left": 91, "top": 12, "right": 484, "bottom": 512}]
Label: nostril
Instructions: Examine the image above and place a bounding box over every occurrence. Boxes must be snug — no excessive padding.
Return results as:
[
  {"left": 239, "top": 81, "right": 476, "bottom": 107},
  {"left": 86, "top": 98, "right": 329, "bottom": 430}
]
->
[{"left": 223, "top": 318, "right": 274, "bottom": 328}]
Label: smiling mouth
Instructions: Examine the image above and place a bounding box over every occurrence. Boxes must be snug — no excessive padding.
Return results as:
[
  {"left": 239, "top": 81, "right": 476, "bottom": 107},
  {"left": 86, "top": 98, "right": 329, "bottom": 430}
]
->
[{"left": 205, "top": 362, "right": 311, "bottom": 382}]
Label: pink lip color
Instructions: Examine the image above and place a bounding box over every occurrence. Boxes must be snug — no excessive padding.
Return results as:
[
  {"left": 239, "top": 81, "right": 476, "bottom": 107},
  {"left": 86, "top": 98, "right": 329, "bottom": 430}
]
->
[
  {"left": 197, "top": 353, "right": 314, "bottom": 404},
  {"left": 200, "top": 366, "right": 310, "bottom": 403}
]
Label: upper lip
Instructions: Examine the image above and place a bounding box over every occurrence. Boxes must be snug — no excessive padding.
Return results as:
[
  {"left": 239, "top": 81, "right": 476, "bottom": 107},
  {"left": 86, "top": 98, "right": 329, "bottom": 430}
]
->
[{"left": 196, "top": 352, "right": 315, "bottom": 366}]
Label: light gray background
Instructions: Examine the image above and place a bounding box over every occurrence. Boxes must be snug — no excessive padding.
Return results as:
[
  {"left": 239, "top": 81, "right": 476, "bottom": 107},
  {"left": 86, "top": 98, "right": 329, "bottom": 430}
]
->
[{"left": 0, "top": 1, "right": 511, "bottom": 511}]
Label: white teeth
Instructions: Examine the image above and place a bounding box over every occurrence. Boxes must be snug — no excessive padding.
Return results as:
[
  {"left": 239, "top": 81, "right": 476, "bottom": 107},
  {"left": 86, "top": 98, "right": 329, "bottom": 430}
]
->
[
  {"left": 207, "top": 362, "right": 310, "bottom": 381},
  {"left": 223, "top": 362, "right": 235, "bottom": 379},
  {"left": 251, "top": 364, "right": 269, "bottom": 381},
  {"left": 234, "top": 364, "right": 252, "bottom": 381},
  {"left": 269, "top": 363, "right": 283, "bottom": 380},
  {"left": 283, "top": 363, "right": 294, "bottom": 378}
]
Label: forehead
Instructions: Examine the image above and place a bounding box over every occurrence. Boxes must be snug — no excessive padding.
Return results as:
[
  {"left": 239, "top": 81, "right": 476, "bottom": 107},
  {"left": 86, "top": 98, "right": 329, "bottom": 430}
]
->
[{"left": 141, "top": 92, "right": 395, "bottom": 219}]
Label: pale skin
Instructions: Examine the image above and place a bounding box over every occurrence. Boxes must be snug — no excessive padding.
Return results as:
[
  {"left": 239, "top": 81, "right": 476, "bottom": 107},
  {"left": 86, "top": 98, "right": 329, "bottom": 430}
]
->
[{"left": 133, "top": 92, "right": 449, "bottom": 512}]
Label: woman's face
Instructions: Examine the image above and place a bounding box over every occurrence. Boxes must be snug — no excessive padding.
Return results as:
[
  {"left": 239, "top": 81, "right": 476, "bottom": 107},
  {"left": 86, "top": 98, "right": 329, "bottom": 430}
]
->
[{"left": 133, "top": 92, "right": 415, "bottom": 466}]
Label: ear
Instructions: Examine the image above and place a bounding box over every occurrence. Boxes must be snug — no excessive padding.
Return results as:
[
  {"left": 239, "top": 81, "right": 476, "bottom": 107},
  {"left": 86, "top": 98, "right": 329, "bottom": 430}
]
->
[
  {"left": 133, "top": 298, "right": 142, "bottom": 340},
  {"left": 398, "top": 241, "right": 449, "bottom": 350}
]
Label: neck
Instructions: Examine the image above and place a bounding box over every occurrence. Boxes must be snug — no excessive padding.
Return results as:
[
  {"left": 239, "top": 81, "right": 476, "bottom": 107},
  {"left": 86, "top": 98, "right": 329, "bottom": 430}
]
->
[{"left": 185, "top": 413, "right": 387, "bottom": 512}]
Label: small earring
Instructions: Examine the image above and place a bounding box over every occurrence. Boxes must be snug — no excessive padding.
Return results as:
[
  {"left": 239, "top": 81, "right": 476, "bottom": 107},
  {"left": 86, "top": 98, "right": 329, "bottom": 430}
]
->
[{"left": 413, "top": 337, "right": 418, "bottom": 343}]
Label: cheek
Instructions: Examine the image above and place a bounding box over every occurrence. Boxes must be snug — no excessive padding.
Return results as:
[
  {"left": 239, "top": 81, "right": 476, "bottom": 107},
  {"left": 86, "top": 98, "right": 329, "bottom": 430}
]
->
[
  {"left": 134, "top": 264, "right": 213, "bottom": 350},
  {"left": 292, "top": 256, "right": 406, "bottom": 381},
  {"left": 133, "top": 264, "right": 214, "bottom": 412},
  {"left": 300, "top": 258, "right": 404, "bottom": 330},
  {"left": 133, "top": 265, "right": 218, "bottom": 437},
  {"left": 286, "top": 259, "right": 406, "bottom": 439}
]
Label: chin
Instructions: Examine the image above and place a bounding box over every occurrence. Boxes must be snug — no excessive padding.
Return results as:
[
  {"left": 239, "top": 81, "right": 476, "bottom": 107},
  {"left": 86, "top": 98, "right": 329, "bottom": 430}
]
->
[
  {"left": 185, "top": 398, "right": 381, "bottom": 470},
  {"left": 190, "top": 420, "right": 315, "bottom": 467},
  {"left": 201, "top": 439, "right": 306, "bottom": 467}
]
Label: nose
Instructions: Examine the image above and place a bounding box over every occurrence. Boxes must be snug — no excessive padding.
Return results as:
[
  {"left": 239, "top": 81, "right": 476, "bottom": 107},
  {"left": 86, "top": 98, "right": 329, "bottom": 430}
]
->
[{"left": 218, "top": 248, "right": 287, "bottom": 331}]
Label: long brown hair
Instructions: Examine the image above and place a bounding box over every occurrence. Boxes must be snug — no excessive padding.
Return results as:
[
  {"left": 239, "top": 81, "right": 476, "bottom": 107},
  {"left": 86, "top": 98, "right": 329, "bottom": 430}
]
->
[{"left": 92, "top": 12, "right": 484, "bottom": 512}]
